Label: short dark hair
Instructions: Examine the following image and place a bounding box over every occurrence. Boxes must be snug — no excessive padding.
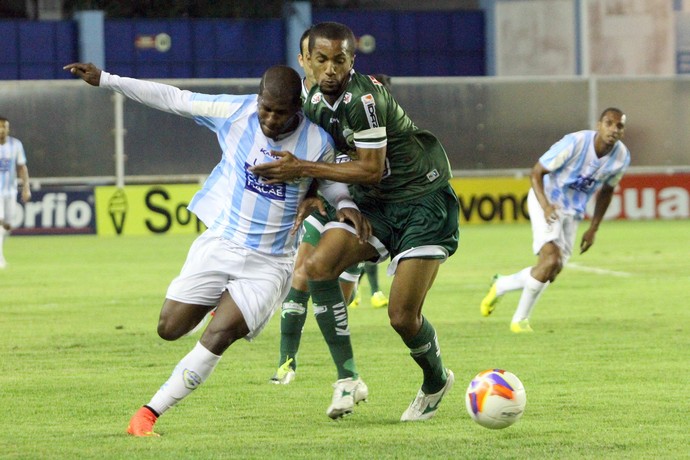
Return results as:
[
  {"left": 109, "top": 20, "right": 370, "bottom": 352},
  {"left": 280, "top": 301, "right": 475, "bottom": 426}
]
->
[
  {"left": 309, "top": 22, "right": 357, "bottom": 57},
  {"left": 0, "top": 116, "right": 7, "bottom": 123},
  {"left": 299, "top": 27, "right": 312, "bottom": 55},
  {"left": 259, "top": 65, "right": 302, "bottom": 107},
  {"left": 599, "top": 107, "right": 623, "bottom": 121}
]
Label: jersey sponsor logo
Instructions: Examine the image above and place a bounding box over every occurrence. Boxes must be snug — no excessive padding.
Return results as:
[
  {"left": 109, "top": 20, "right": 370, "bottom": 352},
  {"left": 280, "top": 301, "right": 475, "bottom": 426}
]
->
[
  {"left": 343, "top": 92, "right": 352, "bottom": 104},
  {"left": 311, "top": 92, "right": 323, "bottom": 104},
  {"left": 0, "top": 158, "right": 11, "bottom": 171},
  {"left": 260, "top": 147, "right": 281, "bottom": 160},
  {"left": 360, "top": 94, "right": 379, "bottom": 129},
  {"left": 569, "top": 174, "right": 596, "bottom": 192},
  {"left": 426, "top": 169, "right": 440, "bottom": 182},
  {"left": 245, "top": 164, "right": 287, "bottom": 201}
]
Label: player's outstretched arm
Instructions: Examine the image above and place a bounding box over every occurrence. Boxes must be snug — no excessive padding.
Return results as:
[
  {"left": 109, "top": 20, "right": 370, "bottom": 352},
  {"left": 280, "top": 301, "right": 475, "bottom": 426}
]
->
[
  {"left": 63, "top": 62, "right": 102, "bottom": 86},
  {"left": 64, "top": 62, "right": 194, "bottom": 118}
]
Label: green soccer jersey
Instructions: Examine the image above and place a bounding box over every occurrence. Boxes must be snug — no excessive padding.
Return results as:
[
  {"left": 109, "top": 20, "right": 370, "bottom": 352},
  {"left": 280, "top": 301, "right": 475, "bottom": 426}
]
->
[{"left": 303, "top": 71, "right": 452, "bottom": 203}]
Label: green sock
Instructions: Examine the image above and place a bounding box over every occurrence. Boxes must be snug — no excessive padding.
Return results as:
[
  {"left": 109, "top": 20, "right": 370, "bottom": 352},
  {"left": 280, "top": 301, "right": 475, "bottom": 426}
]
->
[
  {"left": 404, "top": 316, "right": 447, "bottom": 394},
  {"left": 279, "top": 288, "right": 310, "bottom": 370},
  {"left": 309, "top": 279, "right": 358, "bottom": 380},
  {"left": 364, "top": 263, "right": 380, "bottom": 293}
]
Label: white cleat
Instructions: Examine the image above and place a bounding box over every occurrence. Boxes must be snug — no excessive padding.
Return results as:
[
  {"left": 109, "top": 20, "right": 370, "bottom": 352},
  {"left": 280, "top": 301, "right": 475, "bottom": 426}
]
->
[
  {"left": 326, "top": 377, "right": 368, "bottom": 419},
  {"left": 400, "top": 369, "right": 454, "bottom": 422}
]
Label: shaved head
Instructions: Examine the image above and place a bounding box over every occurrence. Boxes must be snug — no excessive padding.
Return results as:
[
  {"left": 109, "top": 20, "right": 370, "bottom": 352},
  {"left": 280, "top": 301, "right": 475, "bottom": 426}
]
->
[{"left": 259, "top": 65, "right": 302, "bottom": 108}]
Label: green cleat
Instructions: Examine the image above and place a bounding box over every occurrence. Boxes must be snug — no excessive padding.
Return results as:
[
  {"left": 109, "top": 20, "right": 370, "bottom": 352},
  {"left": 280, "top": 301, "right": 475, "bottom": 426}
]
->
[
  {"left": 480, "top": 274, "right": 502, "bottom": 317},
  {"left": 270, "top": 358, "right": 296, "bottom": 384}
]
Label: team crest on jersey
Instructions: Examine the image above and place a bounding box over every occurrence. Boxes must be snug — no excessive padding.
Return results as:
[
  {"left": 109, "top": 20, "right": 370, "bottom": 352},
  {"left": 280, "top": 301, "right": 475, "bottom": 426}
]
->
[
  {"left": 360, "top": 94, "right": 379, "bottom": 129},
  {"left": 343, "top": 92, "right": 352, "bottom": 104},
  {"left": 311, "top": 92, "right": 323, "bottom": 104}
]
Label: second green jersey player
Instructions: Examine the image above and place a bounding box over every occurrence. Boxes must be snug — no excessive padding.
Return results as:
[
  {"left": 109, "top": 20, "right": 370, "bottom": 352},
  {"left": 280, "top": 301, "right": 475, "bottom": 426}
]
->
[{"left": 251, "top": 21, "right": 459, "bottom": 422}]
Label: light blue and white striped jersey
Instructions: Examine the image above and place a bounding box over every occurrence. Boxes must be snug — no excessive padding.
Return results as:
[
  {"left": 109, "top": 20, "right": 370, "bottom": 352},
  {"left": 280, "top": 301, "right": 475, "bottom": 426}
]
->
[
  {"left": 101, "top": 72, "right": 336, "bottom": 256},
  {"left": 539, "top": 130, "right": 630, "bottom": 219},
  {"left": 0, "top": 136, "right": 27, "bottom": 197}
]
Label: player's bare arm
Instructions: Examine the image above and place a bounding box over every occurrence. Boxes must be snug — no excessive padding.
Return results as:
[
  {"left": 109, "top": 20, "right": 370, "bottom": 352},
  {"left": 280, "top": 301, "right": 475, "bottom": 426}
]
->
[
  {"left": 580, "top": 183, "right": 615, "bottom": 254},
  {"left": 250, "top": 147, "right": 385, "bottom": 185},
  {"left": 530, "top": 161, "right": 559, "bottom": 223},
  {"left": 63, "top": 62, "right": 102, "bottom": 86},
  {"left": 17, "top": 164, "right": 31, "bottom": 203},
  {"left": 290, "top": 175, "right": 323, "bottom": 235}
]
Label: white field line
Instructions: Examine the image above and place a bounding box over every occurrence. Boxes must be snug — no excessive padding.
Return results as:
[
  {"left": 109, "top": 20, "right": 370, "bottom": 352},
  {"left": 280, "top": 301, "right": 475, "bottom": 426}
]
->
[{"left": 567, "top": 262, "right": 632, "bottom": 277}]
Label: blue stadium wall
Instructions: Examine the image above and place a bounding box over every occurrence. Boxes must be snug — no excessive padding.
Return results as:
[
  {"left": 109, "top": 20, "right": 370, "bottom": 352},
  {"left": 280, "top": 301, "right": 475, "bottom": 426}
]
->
[{"left": 0, "top": 10, "right": 484, "bottom": 80}]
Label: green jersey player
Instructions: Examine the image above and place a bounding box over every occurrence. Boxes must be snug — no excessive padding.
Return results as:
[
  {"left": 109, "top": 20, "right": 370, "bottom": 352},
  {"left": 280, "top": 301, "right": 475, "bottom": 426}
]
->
[{"left": 251, "top": 21, "right": 459, "bottom": 422}]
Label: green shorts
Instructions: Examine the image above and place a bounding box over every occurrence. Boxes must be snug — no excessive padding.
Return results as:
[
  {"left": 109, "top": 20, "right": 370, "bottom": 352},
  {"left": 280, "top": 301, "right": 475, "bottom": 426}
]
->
[
  {"left": 358, "top": 184, "right": 459, "bottom": 261},
  {"left": 301, "top": 204, "right": 364, "bottom": 282}
]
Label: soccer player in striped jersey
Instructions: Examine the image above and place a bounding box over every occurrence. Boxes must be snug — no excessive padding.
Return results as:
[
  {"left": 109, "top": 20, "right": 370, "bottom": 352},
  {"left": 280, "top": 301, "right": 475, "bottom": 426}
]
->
[
  {"left": 65, "top": 62, "right": 368, "bottom": 436},
  {"left": 480, "top": 108, "right": 630, "bottom": 333},
  {"left": 0, "top": 116, "right": 31, "bottom": 268},
  {"left": 251, "top": 22, "right": 459, "bottom": 422}
]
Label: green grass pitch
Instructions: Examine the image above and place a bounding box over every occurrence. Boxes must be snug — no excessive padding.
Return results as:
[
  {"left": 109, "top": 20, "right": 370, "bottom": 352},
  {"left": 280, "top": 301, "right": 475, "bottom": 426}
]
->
[{"left": 0, "top": 220, "right": 687, "bottom": 459}]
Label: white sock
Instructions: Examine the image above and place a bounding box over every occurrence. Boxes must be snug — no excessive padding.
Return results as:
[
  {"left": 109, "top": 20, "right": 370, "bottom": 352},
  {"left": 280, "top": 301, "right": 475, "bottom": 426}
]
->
[
  {"left": 147, "top": 341, "right": 222, "bottom": 415},
  {"left": 495, "top": 267, "right": 531, "bottom": 296},
  {"left": 511, "top": 275, "right": 548, "bottom": 323},
  {"left": 0, "top": 227, "right": 6, "bottom": 259}
]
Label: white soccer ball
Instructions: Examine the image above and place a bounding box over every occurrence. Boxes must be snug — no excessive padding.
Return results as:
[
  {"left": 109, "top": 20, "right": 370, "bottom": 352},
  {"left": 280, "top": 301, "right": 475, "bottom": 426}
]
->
[{"left": 465, "top": 369, "right": 526, "bottom": 429}]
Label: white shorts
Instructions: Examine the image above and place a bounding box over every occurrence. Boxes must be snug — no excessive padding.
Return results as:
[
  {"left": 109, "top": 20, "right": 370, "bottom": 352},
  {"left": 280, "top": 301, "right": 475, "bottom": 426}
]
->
[
  {"left": 528, "top": 189, "right": 579, "bottom": 264},
  {"left": 0, "top": 196, "right": 16, "bottom": 227},
  {"left": 166, "top": 231, "right": 294, "bottom": 340}
]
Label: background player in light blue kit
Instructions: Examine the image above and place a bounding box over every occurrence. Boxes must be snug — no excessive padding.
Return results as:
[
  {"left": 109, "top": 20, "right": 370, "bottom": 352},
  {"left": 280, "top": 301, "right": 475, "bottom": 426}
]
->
[
  {"left": 480, "top": 108, "right": 630, "bottom": 332},
  {"left": 0, "top": 116, "right": 31, "bottom": 269}
]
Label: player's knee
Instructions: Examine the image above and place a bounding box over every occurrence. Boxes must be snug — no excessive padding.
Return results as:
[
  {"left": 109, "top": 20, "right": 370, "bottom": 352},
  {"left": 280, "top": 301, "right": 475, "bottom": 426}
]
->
[
  {"left": 157, "top": 319, "right": 182, "bottom": 341},
  {"left": 304, "top": 252, "right": 339, "bottom": 280},
  {"left": 388, "top": 309, "right": 418, "bottom": 339},
  {"left": 542, "top": 253, "right": 562, "bottom": 278}
]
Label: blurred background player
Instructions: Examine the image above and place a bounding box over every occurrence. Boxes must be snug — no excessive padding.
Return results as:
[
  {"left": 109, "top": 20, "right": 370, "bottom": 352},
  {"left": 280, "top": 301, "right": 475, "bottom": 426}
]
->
[
  {"left": 271, "top": 29, "right": 371, "bottom": 421},
  {"left": 480, "top": 107, "right": 630, "bottom": 332},
  {"left": 0, "top": 116, "right": 31, "bottom": 268}
]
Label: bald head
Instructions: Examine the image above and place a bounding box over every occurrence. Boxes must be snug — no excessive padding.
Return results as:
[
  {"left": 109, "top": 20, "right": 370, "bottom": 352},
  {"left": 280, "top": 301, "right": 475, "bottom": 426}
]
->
[
  {"left": 256, "top": 65, "right": 303, "bottom": 139},
  {"left": 259, "top": 65, "right": 302, "bottom": 108}
]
